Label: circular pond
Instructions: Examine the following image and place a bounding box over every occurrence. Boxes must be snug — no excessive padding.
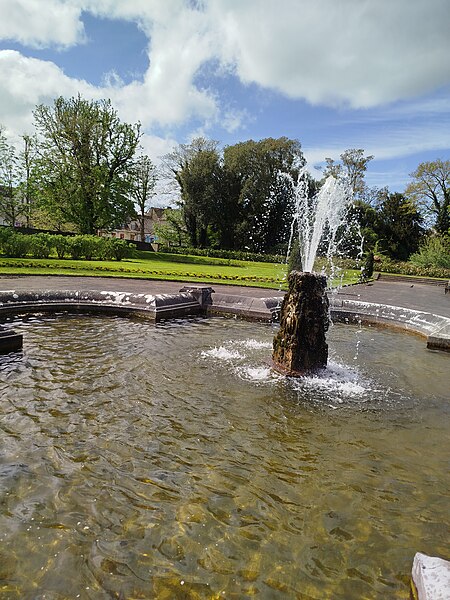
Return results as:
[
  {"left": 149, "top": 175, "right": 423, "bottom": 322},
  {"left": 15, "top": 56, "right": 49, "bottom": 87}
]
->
[{"left": 0, "top": 314, "right": 448, "bottom": 599}]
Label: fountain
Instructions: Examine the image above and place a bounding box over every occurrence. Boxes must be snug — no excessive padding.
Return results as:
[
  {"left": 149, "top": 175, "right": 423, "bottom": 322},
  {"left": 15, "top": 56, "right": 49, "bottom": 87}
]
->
[
  {"left": 0, "top": 172, "right": 448, "bottom": 598},
  {"left": 273, "top": 173, "right": 353, "bottom": 374}
]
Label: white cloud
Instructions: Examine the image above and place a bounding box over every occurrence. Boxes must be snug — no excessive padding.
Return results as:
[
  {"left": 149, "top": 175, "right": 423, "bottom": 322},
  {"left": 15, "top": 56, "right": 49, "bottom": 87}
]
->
[
  {"left": 0, "top": 0, "right": 449, "bottom": 165},
  {"left": 0, "top": 50, "right": 99, "bottom": 140},
  {"left": 208, "top": 0, "right": 450, "bottom": 108},
  {"left": 1, "top": 0, "right": 450, "bottom": 113},
  {"left": 0, "top": 0, "right": 85, "bottom": 48}
]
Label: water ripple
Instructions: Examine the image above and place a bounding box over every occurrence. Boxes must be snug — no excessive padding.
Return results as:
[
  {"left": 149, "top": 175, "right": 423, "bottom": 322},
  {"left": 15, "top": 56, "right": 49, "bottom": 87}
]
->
[{"left": 0, "top": 315, "right": 448, "bottom": 598}]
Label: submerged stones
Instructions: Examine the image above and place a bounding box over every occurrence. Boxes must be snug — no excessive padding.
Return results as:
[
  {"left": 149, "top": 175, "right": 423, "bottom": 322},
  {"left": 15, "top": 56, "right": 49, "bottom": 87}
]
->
[{"left": 272, "top": 271, "right": 329, "bottom": 375}]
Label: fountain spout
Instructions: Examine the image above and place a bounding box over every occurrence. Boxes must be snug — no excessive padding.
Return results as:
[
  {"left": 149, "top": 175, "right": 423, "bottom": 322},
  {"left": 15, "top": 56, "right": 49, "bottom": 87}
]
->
[{"left": 273, "top": 271, "right": 329, "bottom": 375}]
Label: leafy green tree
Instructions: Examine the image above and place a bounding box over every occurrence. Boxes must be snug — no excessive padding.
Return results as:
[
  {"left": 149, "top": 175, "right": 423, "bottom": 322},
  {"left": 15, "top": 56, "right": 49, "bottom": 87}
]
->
[
  {"left": 32, "top": 95, "right": 141, "bottom": 234},
  {"left": 162, "top": 137, "right": 223, "bottom": 247},
  {"left": 410, "top": 234, "right": 450, "bottom": 269},
  {"left": 0, "top": 127, "right": 26, "bottom": 227},
  {"left": 223, "top": 137, "right": 304, "bottom": 252},
  {"left": 153, "top": 208, "right": 189, "bottom": 247},
  {"left": 17, "top": 134, "right": 37, "bottom": 227},
  {"left": 178, "top": 145, "right": 223, "bottom": 247},
  {"left": 129, "top": 155, "right": 158, "bottom": 242},
  {"left": 375, "top": 190, "right": 424, "bottom": 260},
  {"left": 322, "top": 148, "right": 374, "bottom": 199},
  {"left": 405, "top": 159, "right": 450, "bottom": 234}
]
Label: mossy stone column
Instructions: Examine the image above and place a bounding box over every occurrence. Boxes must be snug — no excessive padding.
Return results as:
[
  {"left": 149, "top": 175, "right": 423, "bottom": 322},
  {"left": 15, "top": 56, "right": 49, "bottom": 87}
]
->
[{"left": 273, "top": 271, "right": 329, "bottom": 375}]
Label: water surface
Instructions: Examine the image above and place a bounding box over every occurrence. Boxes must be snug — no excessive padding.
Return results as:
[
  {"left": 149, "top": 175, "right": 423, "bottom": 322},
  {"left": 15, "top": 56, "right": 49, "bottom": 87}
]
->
[{"left": 0, "top": 315, "right": 449, "bottom": 599}]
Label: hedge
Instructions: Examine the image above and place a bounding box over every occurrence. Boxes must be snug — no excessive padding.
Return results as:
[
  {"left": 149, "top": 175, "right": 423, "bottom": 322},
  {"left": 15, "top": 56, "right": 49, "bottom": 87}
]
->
[
  {"left": 0, "top": 230, "right": 132, "bottom": 261},
  {"left": 158, "top": 245, "right": 284, "bottom": 264},
  {"left": 379, "top": 258, "right": 450, "bottom": 280}
]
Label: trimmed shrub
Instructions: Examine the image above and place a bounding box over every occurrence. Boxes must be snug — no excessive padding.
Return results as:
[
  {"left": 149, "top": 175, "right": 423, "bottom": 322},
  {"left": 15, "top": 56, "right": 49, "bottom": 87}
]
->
[
  {"left": 67, "top": 236, "right": 85, "bottom": 260},
  {"left": 0, "top": 227, "right": 14, "bottom": 246},
  {"left": 410, "top": 235, "right": 450, "bottom": 269},
  {"left": 379, "top": 257, "right": 450, "bottom": 279},
  {"left": 2, "top": 231, "right": 31, "bottom": 258},
  {"left": 30, "top": 233, "right": 53, "bottom": 258},
  {"left": 158, "top": 246, "right": 284, "bottom": 264},
  {"left": 110, "top": 238, "right": 132, "bottom": 261},
  {"left": 50, "top": 234, "right": 71, "bottom": 259}
]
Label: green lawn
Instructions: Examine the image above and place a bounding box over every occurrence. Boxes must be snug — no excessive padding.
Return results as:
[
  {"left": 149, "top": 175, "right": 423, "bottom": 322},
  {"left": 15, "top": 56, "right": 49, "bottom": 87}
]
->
[{"left": 0, "top": 250, "right": 361, "bottom": 289}]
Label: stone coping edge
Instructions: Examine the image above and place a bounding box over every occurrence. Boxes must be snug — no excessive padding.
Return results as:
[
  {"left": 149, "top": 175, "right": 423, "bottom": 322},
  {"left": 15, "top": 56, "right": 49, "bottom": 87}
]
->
[
  {"left": 210, "top": 292, "right": 450, "bottom": 352},
  {"left": 0, "top": 289, "right": 212, "bottom": 320},
  {"left": 411, "top": 552, "right": 450, "bottom": 600},
  {"left": 331, "top": 297, "right": 450, "bottom": 352},
  {"left": 0, "top": 288, "right": 449, "bottom": 352}
]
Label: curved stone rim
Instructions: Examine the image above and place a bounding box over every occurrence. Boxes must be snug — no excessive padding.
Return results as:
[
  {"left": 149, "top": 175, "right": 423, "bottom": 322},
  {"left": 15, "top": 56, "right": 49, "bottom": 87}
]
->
[
  {"left": 209, "top": 292, "right": 450, "bottom": 352},
  {"left": 0, "top": 287, "right": 449, "bottom": 352}
]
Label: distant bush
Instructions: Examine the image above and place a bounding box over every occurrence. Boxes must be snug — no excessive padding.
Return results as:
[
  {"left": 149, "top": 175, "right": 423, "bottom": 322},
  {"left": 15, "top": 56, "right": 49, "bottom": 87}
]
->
[
  {"left": 0, "top": 227, "right": 13, "bottom": 245},
  {"left": 30, "top": 233, "right": 53, "bottom": 258},
  {"left": 49, "top": 234, "right": 71, "bottom": 259},
  {"left": 0, "top": 230, "right": 132, "bottom": 262},
  {"left": 103, "top": 238, "right": 132, "bottom": 261},
  {"left": 66, "top": 236, "right": 85, "bottom": 260},
  {"left": 379, "top": 257, "right": 450, "bottom": 279},
  {"left": 409, "top": 235, "right": 450, "bottom": 270},
  {"left": 1, "top": 231, "right": 31, "bottom": 258}
]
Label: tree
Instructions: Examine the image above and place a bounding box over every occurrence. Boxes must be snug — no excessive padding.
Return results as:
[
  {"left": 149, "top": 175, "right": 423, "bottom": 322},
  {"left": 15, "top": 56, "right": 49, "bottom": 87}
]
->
[
  {"left": 18, "top": 135, "right": 37, "bottom": 227},
  {"left": 405, "top": 159, "right": 450, "bottom": 234},
  {"left": 153, "top": 208, "right": 189, "bottom": 247},
  {"left": 375, "top": 190, "right": 424, "bottom": 260},
  {"left": 129, "top": 155, "right": 158, "bottom": 242},
  {"left": 162, "top": 137, "right": 225, "bottom": 248},
  {"left": 322, "top": 148, "right": 374, "bottom": 199},
  {"left": 163, "top": 136, "right": 305, "bottom": 252},
  {"left": 0, "top": 127, "right": 26, "bottom": 227},
  {"left": 178, "top": 145, "right": 223, "bottom": 247},
  {"left": 223, "top": 137, "right": 305, "bottom": 252},
  {"left": 163, "top": 137, "right": 232, "bottom": 247},
  {"left": 33, "top": 95, "right": 141, "bottom": 234}
]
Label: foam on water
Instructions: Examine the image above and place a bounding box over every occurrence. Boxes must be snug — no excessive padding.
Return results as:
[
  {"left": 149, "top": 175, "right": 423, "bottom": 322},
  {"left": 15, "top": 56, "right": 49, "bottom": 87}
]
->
[
  {"left": 201, "top": 340, "right": 376, "bottom": 397},
  {"left": 200, "top": 337, "right": 405, "bottom": 408},
  {"left": 237, "top": 339, "right": 273, "bottom": 350},
  {"left": 236, "top": 366, "right": 276, "bottom": 382},
  {"left": 293, "top": 361, "right": 368, "bottom": 400},
  {"left": 201, "top": 346, "right": 244, "bottom": 361}
]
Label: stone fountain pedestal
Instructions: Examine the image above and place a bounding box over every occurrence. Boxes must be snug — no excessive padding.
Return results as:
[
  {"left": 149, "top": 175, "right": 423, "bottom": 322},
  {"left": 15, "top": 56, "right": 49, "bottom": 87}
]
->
[{"left": 273, "top": 271, "right": 329, "bottom": 375}]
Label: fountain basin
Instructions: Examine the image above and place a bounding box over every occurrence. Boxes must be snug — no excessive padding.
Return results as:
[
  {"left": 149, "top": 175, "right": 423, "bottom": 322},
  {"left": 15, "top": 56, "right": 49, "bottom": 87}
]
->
[{"left": 0, "top": 314, "right": 448, "bottom": 598}]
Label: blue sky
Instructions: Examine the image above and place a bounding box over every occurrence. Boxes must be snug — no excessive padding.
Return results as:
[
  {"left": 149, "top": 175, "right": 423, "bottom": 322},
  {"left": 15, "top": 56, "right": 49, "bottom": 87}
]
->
[{"left": 0, "top": 0, "right": 449, "bottom": 201}]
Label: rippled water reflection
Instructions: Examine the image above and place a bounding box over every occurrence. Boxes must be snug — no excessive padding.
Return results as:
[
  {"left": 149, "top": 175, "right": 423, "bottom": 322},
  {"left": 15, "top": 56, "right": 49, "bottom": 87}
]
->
[{"left": 0, "top": 315, "right": 449, "bottom": 599}]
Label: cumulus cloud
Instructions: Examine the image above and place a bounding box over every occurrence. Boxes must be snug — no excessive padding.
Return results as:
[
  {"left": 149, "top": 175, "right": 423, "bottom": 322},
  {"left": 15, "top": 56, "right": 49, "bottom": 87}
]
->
[
  {"left": 0, "top": 0, "right": 85, "bottom": 48},
  {"left": 0, "top": 50, "right": 99, "bottom": 139},
  {"left": 0, "top": 0, "right": 449, "bottom": 164},
  {"left": 208, "top": 0, "right": 450, "bottom": 108}
]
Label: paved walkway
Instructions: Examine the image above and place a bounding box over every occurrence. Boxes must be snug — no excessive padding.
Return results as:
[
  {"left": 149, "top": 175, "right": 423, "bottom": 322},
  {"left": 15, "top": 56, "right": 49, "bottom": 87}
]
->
[{"left": 1, "top": 274, "right": 449, "bottom": 318}]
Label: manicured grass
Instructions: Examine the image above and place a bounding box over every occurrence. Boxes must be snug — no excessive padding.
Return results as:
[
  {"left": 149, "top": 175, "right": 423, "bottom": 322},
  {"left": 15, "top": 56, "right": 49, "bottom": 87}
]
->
[{"left": 0, "top": 251, "right": 361, "bottom": 289}]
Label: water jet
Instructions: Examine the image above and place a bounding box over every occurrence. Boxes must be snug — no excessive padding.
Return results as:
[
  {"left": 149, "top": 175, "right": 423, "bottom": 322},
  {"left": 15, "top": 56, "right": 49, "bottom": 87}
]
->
[{"left": 272, "top": 173, "right": 353, "bottom": 375}]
